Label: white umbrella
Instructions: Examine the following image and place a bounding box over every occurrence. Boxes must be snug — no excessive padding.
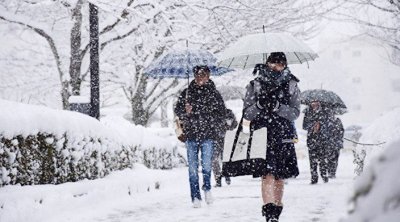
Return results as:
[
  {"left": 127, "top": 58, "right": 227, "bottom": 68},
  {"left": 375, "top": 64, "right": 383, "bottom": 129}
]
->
[{"left": 218, "top": 33, "right": 318, "bottom": 69}]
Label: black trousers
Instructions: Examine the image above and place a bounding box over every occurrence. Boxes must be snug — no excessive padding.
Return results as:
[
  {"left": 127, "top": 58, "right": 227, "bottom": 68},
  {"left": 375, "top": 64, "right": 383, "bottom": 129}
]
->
[
  {"left": 327, "top": 149, "right": 340, "bottom": 177},
  {"left": 308, "top": 143, "right": 329, "bottom": 181},
  {"left": 212, "top": 136, "right": 225, "bottom": 181}
]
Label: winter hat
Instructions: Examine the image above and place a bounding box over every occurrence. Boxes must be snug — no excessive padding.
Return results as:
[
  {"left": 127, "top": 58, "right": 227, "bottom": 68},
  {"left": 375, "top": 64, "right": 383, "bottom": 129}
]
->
[{"left": 267, "top": 52, "right": 287, "bottom": 65}]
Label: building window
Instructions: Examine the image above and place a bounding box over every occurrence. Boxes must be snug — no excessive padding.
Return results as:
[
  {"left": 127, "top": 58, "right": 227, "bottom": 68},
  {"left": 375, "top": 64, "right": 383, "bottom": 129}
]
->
[
  {"left": 392, "top": 79, "right": 400, "bottom": 92},
  {"left": 333, "top": 50, "right": 341, "bottom": 59},
  {"left": 352, "top": 50, "right": 361, "bottom": 57},
  {"left": 352, "top": 77, "right": 361, "bottom": 83}
]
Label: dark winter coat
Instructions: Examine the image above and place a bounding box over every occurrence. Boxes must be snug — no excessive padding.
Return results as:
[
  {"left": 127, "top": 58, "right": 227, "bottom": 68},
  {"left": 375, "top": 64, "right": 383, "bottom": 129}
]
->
[
  {"left": 303, "top": 106, "right": 336, "bottom": 149},
  {"left": 242, "top": 67, "right": 300, "bottom": 179},
  {"left": 174, "top": 80, "right": 227, "bottom": 141},
  {"left": 328, "top": 117, "right": 344, "bottom": 150}
]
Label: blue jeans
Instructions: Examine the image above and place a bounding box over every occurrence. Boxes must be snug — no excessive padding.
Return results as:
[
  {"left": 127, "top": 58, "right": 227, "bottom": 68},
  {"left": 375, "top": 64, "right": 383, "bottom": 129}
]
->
[{"left": 186, "top": 139, "right": 214, "bottom": 202}]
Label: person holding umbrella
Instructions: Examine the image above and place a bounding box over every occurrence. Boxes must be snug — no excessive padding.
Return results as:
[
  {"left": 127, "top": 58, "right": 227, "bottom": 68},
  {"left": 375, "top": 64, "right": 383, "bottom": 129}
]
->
[
  {"left": 301, "top": 89, "right": 347, "bottom": 183},
  {"left": 174, "top": 65, "right": 228, "bottom": 208},
  {"left": 242, "top": 52, "right": 300, "bottom": 222},
  {"left": 303, "top": 101, "right": 334, "bottom": 184},
  {"left": 218, "top": 32, "right": 317, "bottom": 221}
]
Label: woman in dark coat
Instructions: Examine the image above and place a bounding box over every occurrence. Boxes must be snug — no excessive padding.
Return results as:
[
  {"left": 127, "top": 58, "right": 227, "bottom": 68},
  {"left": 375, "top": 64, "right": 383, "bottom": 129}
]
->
[{"left": 242, "top": 52, "right": 300, "bottom": 222}]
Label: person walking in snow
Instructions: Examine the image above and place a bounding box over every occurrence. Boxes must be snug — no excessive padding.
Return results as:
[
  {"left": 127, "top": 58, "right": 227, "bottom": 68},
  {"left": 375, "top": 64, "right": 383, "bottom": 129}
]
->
[
  {"left": 212, "top": 108, "right": 238, "bottom": 187},
  {"left": 174, "top": 65, "right": 228, "bottom": 208},
  {"left": 326, "top": 117, "right": 344, "bottom": 178},
  {"left": 242, "top": 52, "right": 300, "bottom": 222},
  {"left": 303, "top": 101, "right": 333, "bottom": 184}
]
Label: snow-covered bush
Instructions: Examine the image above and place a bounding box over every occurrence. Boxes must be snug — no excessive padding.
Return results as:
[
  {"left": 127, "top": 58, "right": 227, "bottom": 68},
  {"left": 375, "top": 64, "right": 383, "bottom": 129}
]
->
[
  {"left": 0, "top": 133, "right": 138, "bottom": 186},
  {"left": 343, "top": 108, "right": 400, "bottom": 221},
  {"left": 0, "top": 100, "right": 184, "bottom": 186},
  {"left": 349, "top": 107, "right": 400, "bottom": 175},
  {"left": 343, "top": 139, "right": 400, "bottom": 222}
]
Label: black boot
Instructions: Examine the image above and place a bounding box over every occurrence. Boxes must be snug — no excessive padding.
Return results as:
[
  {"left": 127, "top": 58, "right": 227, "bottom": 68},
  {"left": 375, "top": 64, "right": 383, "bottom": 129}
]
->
[
  {"left": 215, "top": 176, "right": 222, "bottom": 187},
  {"left": 225, "top": 176, "right": 231, "bottom": 185},
  {"left": 262, "top": 203, "right": 283, "bottom": 222},
  {"left": 310, "top": 176, "right": 318, "bottom": 184}
]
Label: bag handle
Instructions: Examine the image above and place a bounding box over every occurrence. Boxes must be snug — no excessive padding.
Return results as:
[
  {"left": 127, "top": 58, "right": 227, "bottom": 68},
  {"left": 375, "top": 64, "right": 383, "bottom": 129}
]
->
[{"left": 228, "top": 116, "right": 244, "bottom": 162}]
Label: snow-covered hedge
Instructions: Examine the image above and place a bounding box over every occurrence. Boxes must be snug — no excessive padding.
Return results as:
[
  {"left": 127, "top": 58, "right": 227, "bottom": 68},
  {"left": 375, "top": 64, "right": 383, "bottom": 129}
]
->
[
  {"left": 0, "top": 132, "right": 137, "bottom": 186},
  {"left": 0, "top": 100, "right": 184, "bottom": 186}
]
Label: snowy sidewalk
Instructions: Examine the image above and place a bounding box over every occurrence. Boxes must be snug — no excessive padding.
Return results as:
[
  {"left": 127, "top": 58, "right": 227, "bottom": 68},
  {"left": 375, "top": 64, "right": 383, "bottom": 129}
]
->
[{"left": 0, "top": 151, "right": 355, "bottom": 222}]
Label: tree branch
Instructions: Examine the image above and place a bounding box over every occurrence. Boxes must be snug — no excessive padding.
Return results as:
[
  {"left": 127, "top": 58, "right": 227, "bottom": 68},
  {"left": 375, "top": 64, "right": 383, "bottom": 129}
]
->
[
  {"left": 146, "top": 78, "right": 178, "bottom": 110},
  {"left": 0, "top": 14, "right": 65, "bottom": 84},
  {"left": 145, "top": 79, "right": 163, "bottom": 101}
]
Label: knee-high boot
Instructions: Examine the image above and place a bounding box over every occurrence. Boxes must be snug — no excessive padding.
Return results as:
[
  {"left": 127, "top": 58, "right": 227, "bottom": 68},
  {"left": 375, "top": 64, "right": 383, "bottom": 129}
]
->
[{"left": 262, "top": 203, "right": 283, "bottom": 222}]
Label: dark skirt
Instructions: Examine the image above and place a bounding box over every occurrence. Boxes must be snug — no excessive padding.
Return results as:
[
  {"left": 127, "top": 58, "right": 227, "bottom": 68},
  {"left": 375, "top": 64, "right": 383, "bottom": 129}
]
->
[
  {"left": 252, "top": 117, "right": 299, "bottom": 179},
  {"left": 253, "top": 141, "right": 299, "bottom": 179}
]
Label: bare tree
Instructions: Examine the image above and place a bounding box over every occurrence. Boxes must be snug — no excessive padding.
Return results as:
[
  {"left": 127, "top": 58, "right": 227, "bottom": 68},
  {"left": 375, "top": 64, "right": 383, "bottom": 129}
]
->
[
  {"left": 0, "top": 0, "right": 341, "bottom": 126},
  {"left": 0, "top": 0, "right": 189, "bottom": 113},
  {"left": 184, "top": 0, "right": 341, "bottom": 52},
  {"left": 335, "top": 0, "right": 400, "bottom": 66}
]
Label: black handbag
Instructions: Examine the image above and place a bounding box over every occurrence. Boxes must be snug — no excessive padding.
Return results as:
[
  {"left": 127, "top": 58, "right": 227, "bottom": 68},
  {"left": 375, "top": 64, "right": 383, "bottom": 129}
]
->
[{"left": 222, "top": 117, "right": 268, "bottom": 177}]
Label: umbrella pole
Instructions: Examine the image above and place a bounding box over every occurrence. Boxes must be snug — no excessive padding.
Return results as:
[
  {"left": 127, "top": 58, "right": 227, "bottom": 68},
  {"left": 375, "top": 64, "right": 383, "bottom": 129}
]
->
[{"left": 186, "top": 72, "right": 189, "bottom": 99}]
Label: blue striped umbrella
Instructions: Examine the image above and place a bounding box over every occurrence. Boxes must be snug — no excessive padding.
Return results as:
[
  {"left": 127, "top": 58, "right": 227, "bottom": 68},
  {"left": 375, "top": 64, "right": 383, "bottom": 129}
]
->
[{"left": 144, "top": 49, "right": 232, "bottom": 79}]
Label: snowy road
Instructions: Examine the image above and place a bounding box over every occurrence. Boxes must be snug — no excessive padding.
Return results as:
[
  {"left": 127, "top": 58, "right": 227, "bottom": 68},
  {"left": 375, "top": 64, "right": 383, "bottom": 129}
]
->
[
  {"left": 0, "top": 150, "right": 355, "bottom": 222},
  {"left": 95, "top": 153, "right": 353, "bottom": 222}
]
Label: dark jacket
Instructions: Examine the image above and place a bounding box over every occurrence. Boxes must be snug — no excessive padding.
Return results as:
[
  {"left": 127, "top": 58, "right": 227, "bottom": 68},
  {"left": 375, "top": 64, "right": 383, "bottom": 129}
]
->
[
  {"left": 329, "top": 117, "right": 344, "bottom": 150},
  {"left": 174, "top": 79, "right": 227, "bottom": 141},
  {"left": 303, "top": 106, "right": 335, "bottom": 148}
]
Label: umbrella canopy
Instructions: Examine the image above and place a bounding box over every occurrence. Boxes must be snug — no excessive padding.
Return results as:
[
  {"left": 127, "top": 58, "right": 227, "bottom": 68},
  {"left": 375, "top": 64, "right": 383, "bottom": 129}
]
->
[
  {"left": 300, "top": 89, "right": 347, "bottom": 109},
  {"left": 302, "top": 106, "right": 347, "bottom": 115},
  {"left": 144, "top": 49, "right": 232, "bottom": 78},
  {"left": 218, "top": 33, "right": 318, "bottom": 69}
]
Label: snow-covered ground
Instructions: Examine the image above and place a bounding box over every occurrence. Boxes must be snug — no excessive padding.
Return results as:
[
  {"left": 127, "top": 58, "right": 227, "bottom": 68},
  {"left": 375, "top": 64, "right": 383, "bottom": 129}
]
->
[
  {"left": 2, "top": 99, "right": 400, "bottom": 222},
  {"left": 3, "top": 103, "right": 400, "bottom": 222},
  {"left": 1, "top": 15, "right": 399, "bottom": 221},
  {"left": 0, "top": 145, "right": 355, "bottom": 222}
]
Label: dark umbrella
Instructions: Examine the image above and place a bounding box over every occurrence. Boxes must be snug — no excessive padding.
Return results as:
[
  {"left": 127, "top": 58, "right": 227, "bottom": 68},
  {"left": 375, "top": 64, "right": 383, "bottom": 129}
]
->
[{"left": 301, "top": 89, "right": 347, "bottom": 110}]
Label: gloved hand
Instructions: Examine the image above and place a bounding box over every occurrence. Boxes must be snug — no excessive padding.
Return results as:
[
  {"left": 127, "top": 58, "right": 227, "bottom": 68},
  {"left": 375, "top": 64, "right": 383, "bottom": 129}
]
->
[
  {"left": 264, "top": 79, "right": 280, "bottom": 94},
  {"left": 256, "top": 94, "right": 280, "bottom": 112}
]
